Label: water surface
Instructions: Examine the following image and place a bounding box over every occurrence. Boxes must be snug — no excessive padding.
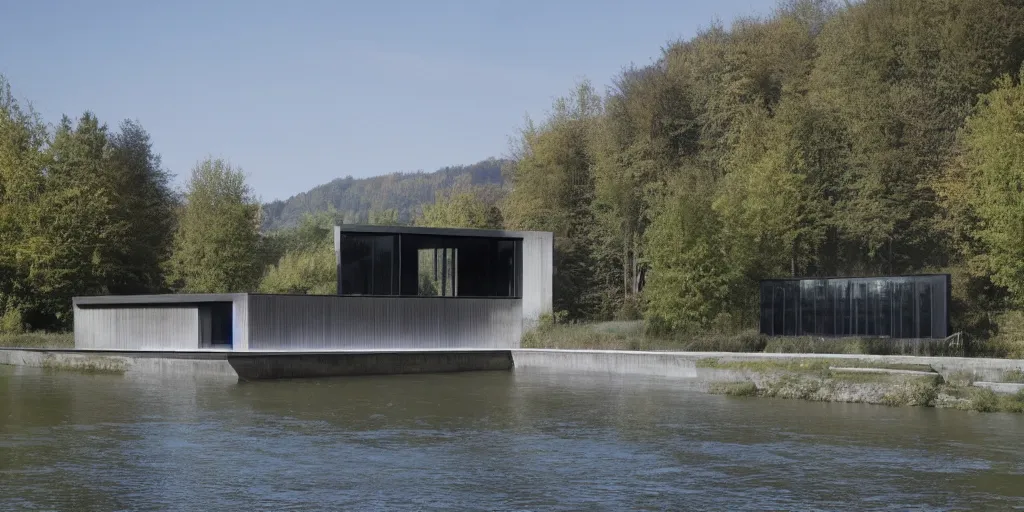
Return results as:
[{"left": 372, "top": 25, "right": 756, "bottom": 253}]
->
[{"left": 2, "top": 365, "right": 1023, "bottom": 511}]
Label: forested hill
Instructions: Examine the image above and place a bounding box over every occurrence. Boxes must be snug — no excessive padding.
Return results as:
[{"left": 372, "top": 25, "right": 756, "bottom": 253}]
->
[{"left": 260, "top": 158, "right": 506, "bottom": 230}]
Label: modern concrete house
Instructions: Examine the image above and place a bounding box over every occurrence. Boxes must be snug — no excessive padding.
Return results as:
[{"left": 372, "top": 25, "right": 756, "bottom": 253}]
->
[{"left": 72, "top": 225, "right": 553, "bottom": 352}]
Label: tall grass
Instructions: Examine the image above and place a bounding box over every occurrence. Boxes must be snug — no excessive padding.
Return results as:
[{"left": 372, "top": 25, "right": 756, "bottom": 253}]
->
[
  {"left": 0, "top": 332, "right": 74, "bottom": 349},
  {"left": 522, "top": 322, "right": 976, "bottom": 357}
]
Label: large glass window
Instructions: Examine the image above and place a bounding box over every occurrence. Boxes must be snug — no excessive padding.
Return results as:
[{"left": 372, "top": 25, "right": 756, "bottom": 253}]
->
[
  {"left": 855, "top": 283, "right": 867, "bottom": 336},
  {"left": 783, "top": 282, "right": 798, "bottom": 336},
  {"left": 338, "top": 232, "right": 523, "bottom": 298},
  {"left": 760, "top": 282, "right": 774, "bottom": 336},
  {"left": 838, "top": 280, "right": 851, "bottom": 336},
  {"left": 770, "top": 286, "right": 783, "bottom": 336},
  {"left": 899, "top": 281, "right": 915, "bottom": 338},
  {"left": 338, "top": 234, "right": 397, "bottom": 295},
  {"left": 878, "top": 280, "right": 892, "bottom": 337},
  {"left": 417, "top": 247, "right": 457, "bottom": 296},
  {"left": 801, "top": 280, "right": 816, "bottom": 335},
  {"left": 918, "top": 282, "right": 932, "bottom": 338},
  {"left": 824, "top": 280, "right": 836, "bottom": 336}
]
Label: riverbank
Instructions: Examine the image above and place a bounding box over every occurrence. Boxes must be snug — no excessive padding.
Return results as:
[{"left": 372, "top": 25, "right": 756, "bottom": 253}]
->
[
  {"left": 4, "top": 345, "right": 1024, "bottom": 413},
  {"left": 511, "top": 349, "right": 1024, "bottom": 413},
  {"left": 699, "top": 358, "right": 1024, "bottom": 413}
]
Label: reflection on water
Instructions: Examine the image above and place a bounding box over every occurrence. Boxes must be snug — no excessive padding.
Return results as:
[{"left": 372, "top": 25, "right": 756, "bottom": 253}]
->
[{"left": 2, "top": 365, "right": 1023, "bottom": 511}]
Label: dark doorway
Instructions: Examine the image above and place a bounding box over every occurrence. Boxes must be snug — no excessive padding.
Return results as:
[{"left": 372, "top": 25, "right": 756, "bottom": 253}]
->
[{"left": 200, "top": 302, "right": 233, "bottom": 348}]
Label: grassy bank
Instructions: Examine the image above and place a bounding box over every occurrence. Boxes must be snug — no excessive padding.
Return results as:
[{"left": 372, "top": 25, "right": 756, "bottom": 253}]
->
[
  {"left": 700, "top": 357, "right": 1024, "bottom": 413},
  {"left": 0, "top": 332, "right": 73, "bottom": 349},
  {"left": 522, "top": 322, "right": 1011, "bottom": 358}
]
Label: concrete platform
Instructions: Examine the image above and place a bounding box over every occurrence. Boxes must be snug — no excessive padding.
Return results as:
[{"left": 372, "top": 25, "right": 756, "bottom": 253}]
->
[{"left": 0, "top": 348, "right": 513, "bottom": 381}]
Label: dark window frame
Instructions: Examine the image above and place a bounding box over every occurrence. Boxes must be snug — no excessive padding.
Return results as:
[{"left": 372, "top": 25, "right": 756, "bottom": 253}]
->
[{"left": 337, "top": 232, "right": 524, "bottom": 299}]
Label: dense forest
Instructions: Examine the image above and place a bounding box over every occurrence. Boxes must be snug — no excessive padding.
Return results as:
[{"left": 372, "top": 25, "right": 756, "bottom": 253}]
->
[
  {"left": 3, "top": 0, "right": 1024, "bottom": 353},
  {"left": 261, "top": 158, "right": 505, "bottom": 230},
  {"left": 497, "top": 0, "right": 1024, "bottom": 348}
]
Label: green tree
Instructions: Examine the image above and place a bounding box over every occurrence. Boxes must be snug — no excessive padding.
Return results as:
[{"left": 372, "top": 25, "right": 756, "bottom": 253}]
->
[
  {"left": 23, "top": 113, "right": 123, "bottom": 326},
  {"left": 368, "top": 207, "right": 400, "bottom": 226},
  {"left": 809, "top": 0, "right": 1024, "bottom": 274},
  {"left": 105, "top": 120, "right": 177, "bottom": 293},
  {"left": 947, "top": 72, "right": 1024, "bottom": 306},
  {"left": 712, "top": 103, "right": 826, "bottom": 280},
  {"left": 166, "top": 158, "right": 263, "bottom": 293},
  {"left": 259, "top": 243, "right": 335, "bottom": 295},
  {"left": 0, "top": 76, "right": 48, "bottom": 327},
  {"left": 417, "top": 186, "right": 502, "bottom": 229},
  {"left": 504, "top": 81, "right": 606, "bottom": 319},
  {"left": 644, "top": 170, "right": 744, "bottom": 332},
  {"left": 259, "top": 211, "right": 337, "bottom": 295},
  {"left": 592, "top": 63, "right": 699, "bottom": 318}
]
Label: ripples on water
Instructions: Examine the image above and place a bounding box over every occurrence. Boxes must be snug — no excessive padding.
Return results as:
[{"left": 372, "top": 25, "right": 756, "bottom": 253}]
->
[{"left": 2, "top": 365, "right": 1023, "bottom": 511}]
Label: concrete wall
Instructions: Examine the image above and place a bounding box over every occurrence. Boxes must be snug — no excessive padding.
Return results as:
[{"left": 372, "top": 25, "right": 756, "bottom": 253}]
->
[
  {"left": 232, "top": 294, "right": 250, "bottom": 351},
  {"left": 228, "top": 351, "right": 514, "bottom": 380},
  {"left": 0, "top": 349, "right": 238, "bottom": 379},
  {"left": 511, "top": 349, "right": 1024, "bottom": 383},
  {"left": 74, "top": 306, "right": 201, "bottom": 350},
  {"left": 520, "top": 231, "right": 554, "bottom": 331},
  {"left": 246, "top": 294, "right": 523, "bottom": 351},
  {"left": 8, "top": 348, "right": 1024, "bottom": 385},
  {"left": 0, "top": 349, "right": 511, "bottom": 381}
]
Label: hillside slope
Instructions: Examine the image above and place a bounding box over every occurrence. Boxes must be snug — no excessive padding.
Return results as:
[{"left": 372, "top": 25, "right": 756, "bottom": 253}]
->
[{"left": 261, "top": 158, "right": 506, "bottom": 230}]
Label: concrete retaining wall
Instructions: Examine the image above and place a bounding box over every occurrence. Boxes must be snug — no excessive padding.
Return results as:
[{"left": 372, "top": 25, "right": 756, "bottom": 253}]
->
[
  {"left": 228, "top": 351, "right": 514, "bottom": 380},
  {"left": 5, "top": 348, "right": 1024, "bottom": 385},
  {"left": 511, "top": 349, "right": 1024, "bottom": 383},
  {"left": 0, "top": 349, "right": 513, "bottom": 381},
  {"left": 0, "top": 349, "right": 238, "bottom": 379}
]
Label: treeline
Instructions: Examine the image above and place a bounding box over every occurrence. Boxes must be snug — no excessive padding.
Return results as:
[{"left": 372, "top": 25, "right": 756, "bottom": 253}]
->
[
  {"left": 499, "top": 0, "right": 1024, "bottom": 343},
  {"left": 0, "top": 83, "right": 178, "bottom": 332},
  {"left": 0, "top": 78, "right": 504, "bottom": 332},
  {"left": 0, "top": 78, "right": 274, "bottom": 332}
]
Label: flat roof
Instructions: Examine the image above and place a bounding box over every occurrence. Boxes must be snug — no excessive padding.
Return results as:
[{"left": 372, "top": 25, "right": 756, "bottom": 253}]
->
[
  {"left": 760, "top": 273, "right": 950, "bottom": 283},
  {"left": 73, "top": 293, "right": 525, "bottom": 305},
  {"left": 335, "top": 224, "right": 550, "bottom": 239},
  {"left": 74, "top": 293, "right": 246, "bottom": 306}
]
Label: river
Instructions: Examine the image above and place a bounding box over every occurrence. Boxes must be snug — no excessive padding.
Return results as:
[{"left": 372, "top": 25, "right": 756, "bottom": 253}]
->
[{"left": 2, "top": 365, "right": 1023, "bottom": 511}]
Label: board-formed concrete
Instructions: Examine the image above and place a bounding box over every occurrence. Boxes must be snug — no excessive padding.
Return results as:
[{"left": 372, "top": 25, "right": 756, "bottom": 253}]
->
[
  {"left": 0, "top": 349, "right": 238, "bottom": 379},
  {"left": 510, "top": 349, "right": 1024, "bottom": 384},
  {"left": 228, "top": 351, "right": 514, "bottom": 380}
]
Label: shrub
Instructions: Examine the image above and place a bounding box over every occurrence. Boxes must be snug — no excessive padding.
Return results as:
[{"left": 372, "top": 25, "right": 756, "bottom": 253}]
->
[
  {"left": 709, "top": 381, "right": 759, "bottom": 397},
  {"left": 978, "top": 311, "right": 1024, "bottom": 358},
  {"left": 1, "top": 308, "right": 25, "bottom": 335}
]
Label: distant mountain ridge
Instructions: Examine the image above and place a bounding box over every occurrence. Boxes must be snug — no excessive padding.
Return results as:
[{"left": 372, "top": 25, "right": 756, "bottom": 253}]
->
[{"left": 261, "top": 158, "right": 507, "bottom": 230}]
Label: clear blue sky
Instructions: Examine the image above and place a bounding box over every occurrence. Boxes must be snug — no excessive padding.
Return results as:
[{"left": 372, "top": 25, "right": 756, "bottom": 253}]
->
[{"left": 1, "top": 0, "right": 775, "bottom": 201}]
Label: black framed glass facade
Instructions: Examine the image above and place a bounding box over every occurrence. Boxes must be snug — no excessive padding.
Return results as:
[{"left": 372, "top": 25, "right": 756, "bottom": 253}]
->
[
  {"left": 337, "top": 234, "right": 399, "bottom": 295},
  {"left": 337, "top": 230, "right": 522, "bottom": 298},
  {"left": 759, "top": 275, "right": 950, "bottom": 339}
]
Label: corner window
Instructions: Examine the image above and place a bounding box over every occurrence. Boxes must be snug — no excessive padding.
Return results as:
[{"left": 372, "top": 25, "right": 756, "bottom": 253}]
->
[{"left": 338, "top": 234, "right": 397, "bottom": 295}]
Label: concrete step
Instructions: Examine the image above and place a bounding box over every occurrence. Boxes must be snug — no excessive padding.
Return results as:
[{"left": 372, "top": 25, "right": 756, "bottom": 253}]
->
[
  {"left": 973, "top": 382, "right": 1024, "bottom": 395},
  {"left": 829, "top": 366, "right": 937, "bottom": 376}
]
